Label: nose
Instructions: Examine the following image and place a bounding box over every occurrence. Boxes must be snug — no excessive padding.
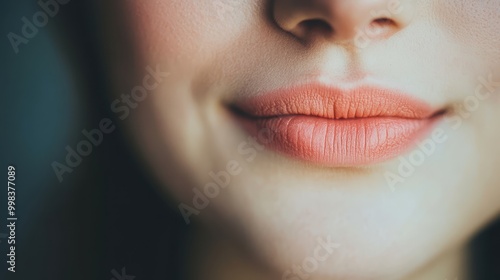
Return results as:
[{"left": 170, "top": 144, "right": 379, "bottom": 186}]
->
[{"left": 273, "top": 0, "right": 413, "bottom": 44}]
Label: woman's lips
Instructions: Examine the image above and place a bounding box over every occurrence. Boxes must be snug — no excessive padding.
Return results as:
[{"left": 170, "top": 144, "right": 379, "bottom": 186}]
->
[{"left": 231, "top": 83, "right": 446, "bottom": 167}]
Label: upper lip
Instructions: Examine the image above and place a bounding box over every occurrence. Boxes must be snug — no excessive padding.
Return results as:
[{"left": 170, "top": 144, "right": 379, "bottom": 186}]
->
[{"left": 232, "top": 83, "right": 444, "bottom": 120}]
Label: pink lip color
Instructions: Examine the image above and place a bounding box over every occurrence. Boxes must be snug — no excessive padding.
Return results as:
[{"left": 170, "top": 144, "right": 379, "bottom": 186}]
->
[{"left": 232, "top": 83, "right": 444, "bottom": 167}]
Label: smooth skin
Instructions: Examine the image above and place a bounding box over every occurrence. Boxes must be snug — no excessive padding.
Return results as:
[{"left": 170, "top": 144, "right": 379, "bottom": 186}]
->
[{"left": 103, "top": 0, "right": 500, "bottom": 279}]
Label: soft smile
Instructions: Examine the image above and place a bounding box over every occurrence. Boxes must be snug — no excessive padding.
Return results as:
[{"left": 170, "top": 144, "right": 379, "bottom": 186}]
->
[{"left": 230, "top": 83, "right": 447, "bottom": 167}]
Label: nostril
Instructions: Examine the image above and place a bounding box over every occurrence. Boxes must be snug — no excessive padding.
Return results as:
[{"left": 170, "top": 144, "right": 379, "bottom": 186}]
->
[
  {"left": 297, "top": 19, "right": 333, "bottom": 37},
  {"left": 371, "top": 17, "right": 397, "bottom": 29},
  {"left": 366, "top": 17, "right": 398, "bottom": 38},
  {"left": 373, "top": 18, "right": 395, "bottom": 25},
  {"left": 301, "top": 19, "right": 333, "bottom": 31}
]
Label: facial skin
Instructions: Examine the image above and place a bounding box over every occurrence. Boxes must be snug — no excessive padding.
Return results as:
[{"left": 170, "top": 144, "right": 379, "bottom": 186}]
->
[{"left": 106, "top": 0, "right": 500, "bottom": 279}]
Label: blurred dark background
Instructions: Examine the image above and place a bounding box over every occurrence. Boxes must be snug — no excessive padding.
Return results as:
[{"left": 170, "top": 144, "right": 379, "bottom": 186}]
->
[{"left": 0, "top": 1, "right": 187, "bottom": 280}]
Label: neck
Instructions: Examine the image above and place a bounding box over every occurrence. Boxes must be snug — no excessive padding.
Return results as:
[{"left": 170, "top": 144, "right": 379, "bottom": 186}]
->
[
  {"left": 406, "top": 245, "right": 468, "bottom": 280},
  {"left": 185, "top": 224, "right": 277, "bottom": 280},
  {"left": 186, "top": 225, "right": 468, "bottom": 280}
]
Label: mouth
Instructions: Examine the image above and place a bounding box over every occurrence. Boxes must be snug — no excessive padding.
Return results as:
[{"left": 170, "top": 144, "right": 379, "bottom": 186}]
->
[{"left": 229, "top": 83, "right": 448, "bottom": 167}]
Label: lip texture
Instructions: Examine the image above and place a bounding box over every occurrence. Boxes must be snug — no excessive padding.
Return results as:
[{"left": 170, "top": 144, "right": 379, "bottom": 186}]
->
[{"left": 231, "top": 83, "right": 444, "bottom": 166}]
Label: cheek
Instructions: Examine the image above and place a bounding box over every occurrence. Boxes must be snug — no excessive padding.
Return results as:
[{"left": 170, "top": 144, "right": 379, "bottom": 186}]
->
[
  {"left": 125, "top": 0, "right": 249, "bottom": 65},
  {"left": 126, "top": 1, "right": 203, "bottom": 61},
  {"left": 432, "top": 1, "right": 500, "bottom": 61},
  {"left": 120, "top": 1, "right": 258, "bottom": 199}
]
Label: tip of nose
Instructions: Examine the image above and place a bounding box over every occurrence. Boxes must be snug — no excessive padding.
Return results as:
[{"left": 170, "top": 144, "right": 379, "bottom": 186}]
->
[{"left": 273, "top": 0, "right": 409, "bottom": 46}]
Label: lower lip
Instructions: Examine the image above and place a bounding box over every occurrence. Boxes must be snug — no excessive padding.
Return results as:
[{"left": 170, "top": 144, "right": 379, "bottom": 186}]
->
[{"left": 236, "top": 114, "right": 443, "bottom": 167}]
